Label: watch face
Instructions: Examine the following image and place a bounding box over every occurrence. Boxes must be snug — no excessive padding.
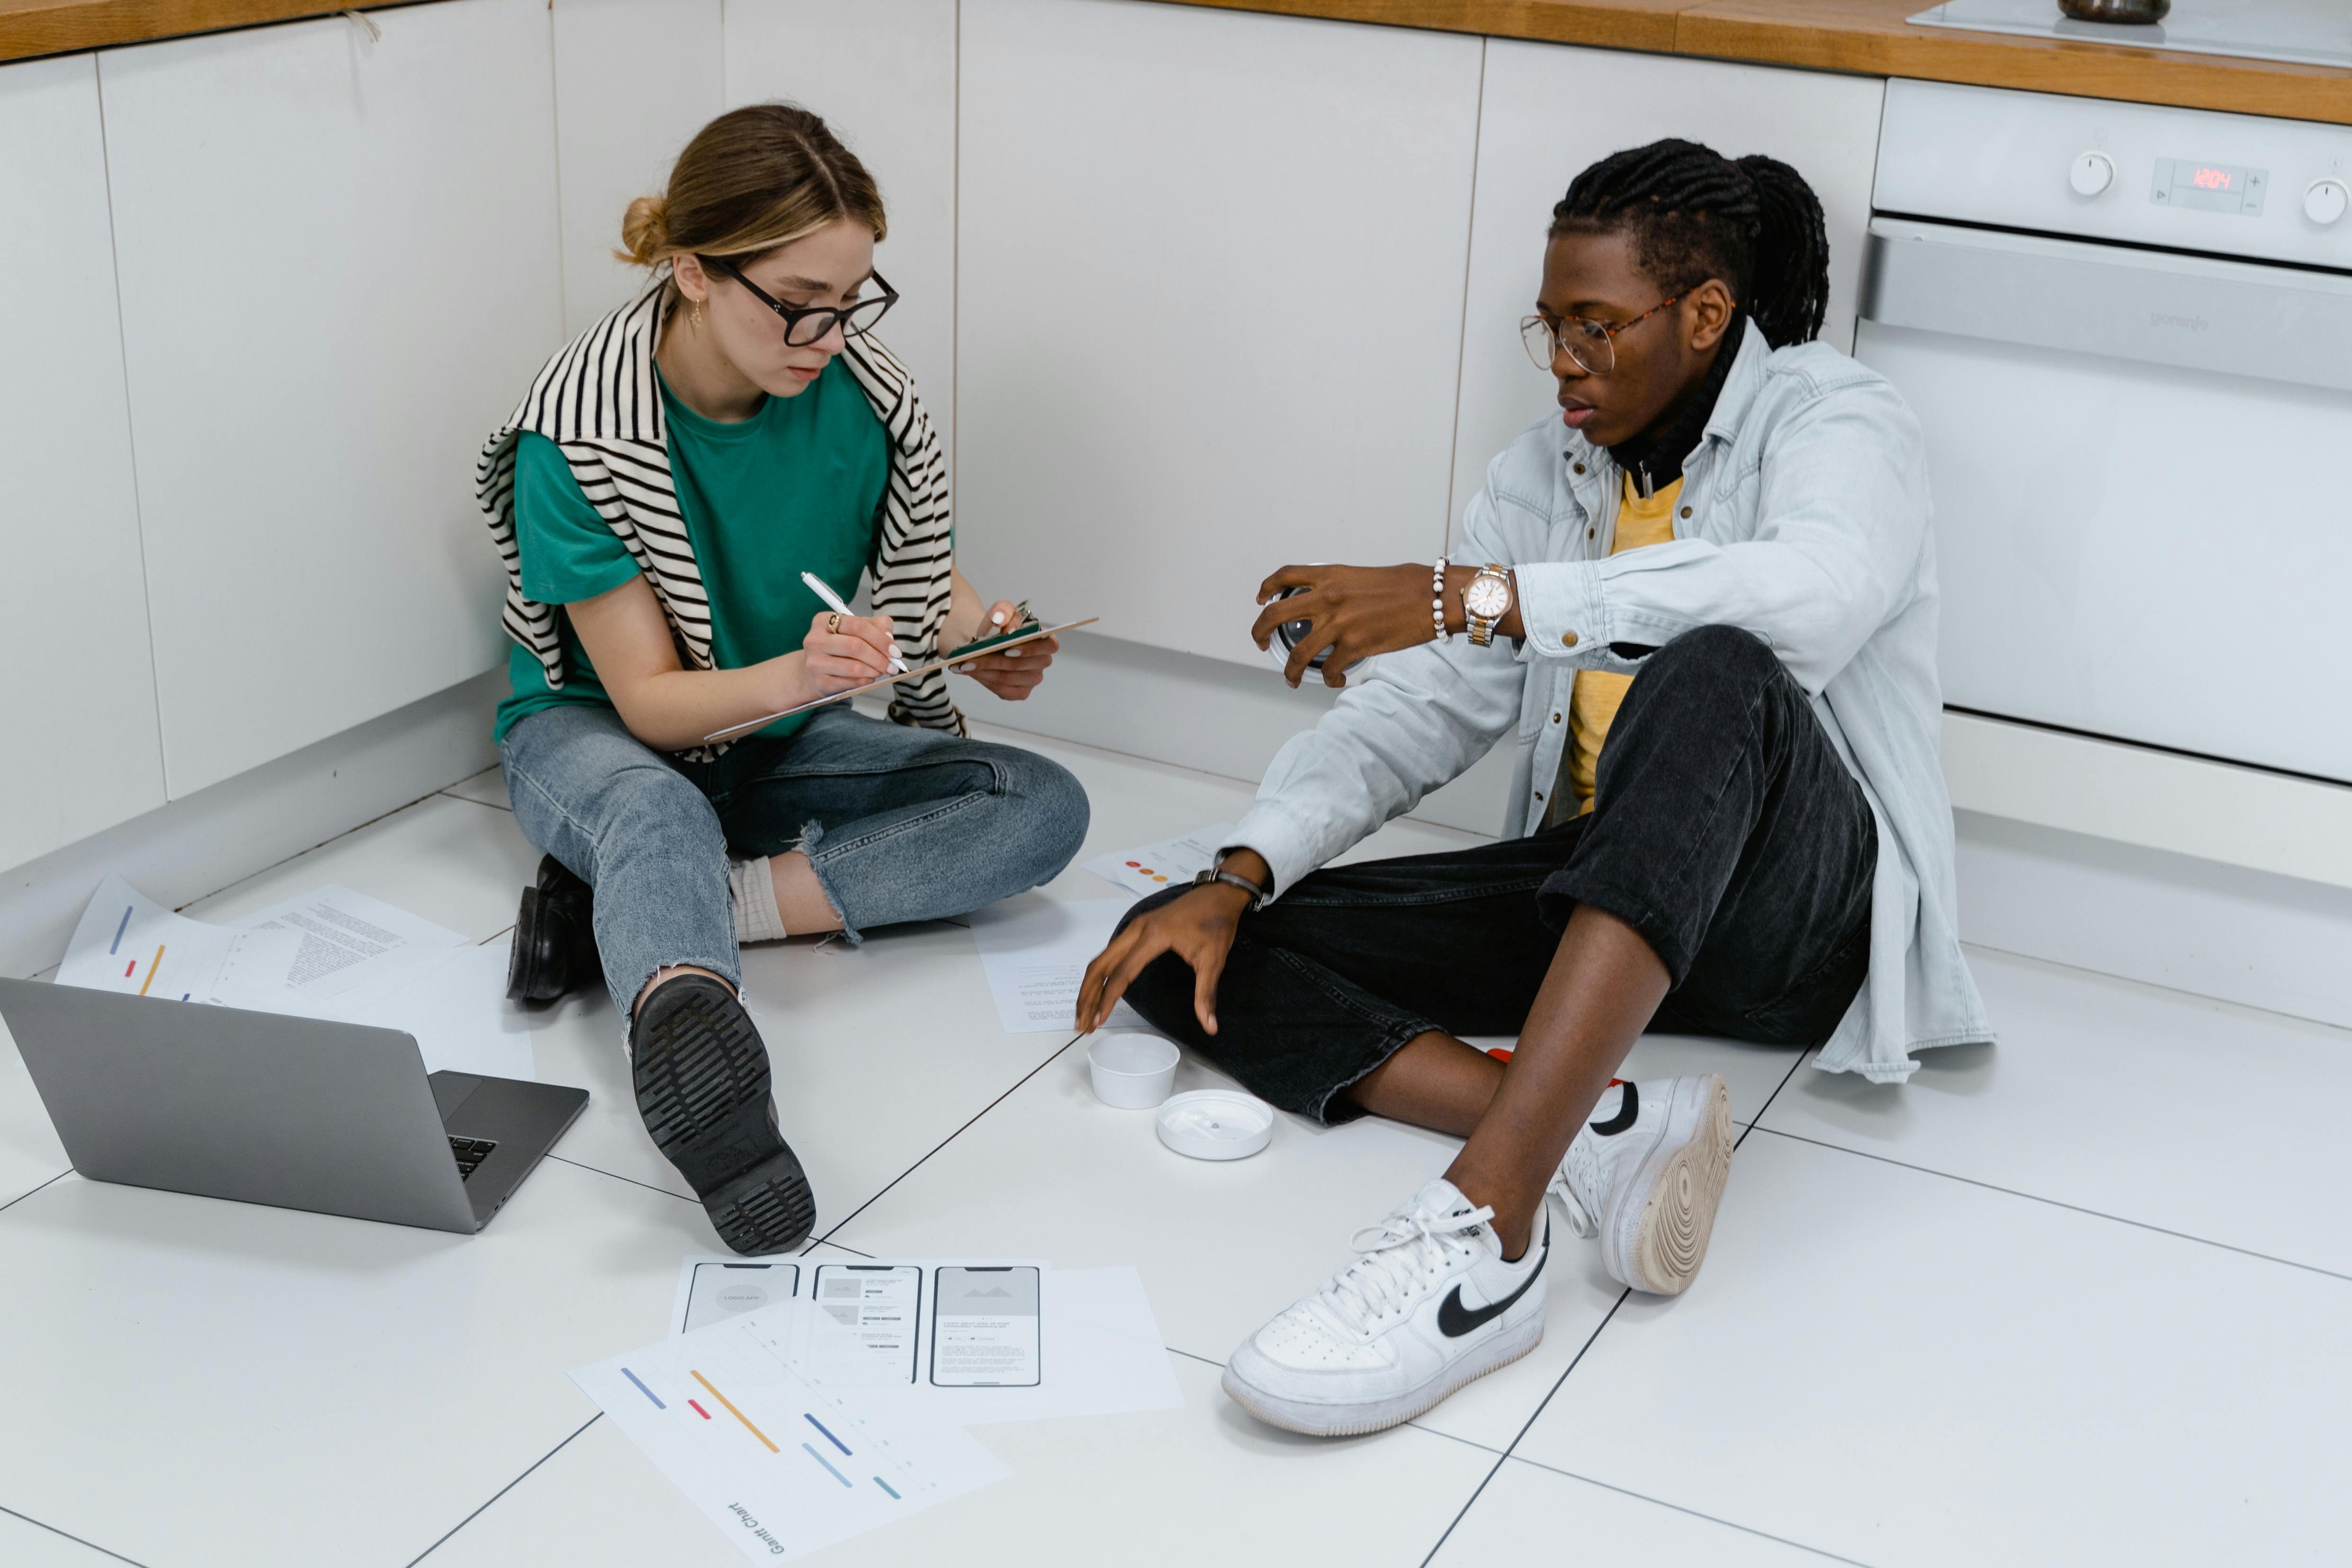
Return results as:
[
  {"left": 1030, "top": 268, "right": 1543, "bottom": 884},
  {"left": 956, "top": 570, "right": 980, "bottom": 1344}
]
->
[{"left": 1465, "top": 574, "right": 1511, "bottom": 619}]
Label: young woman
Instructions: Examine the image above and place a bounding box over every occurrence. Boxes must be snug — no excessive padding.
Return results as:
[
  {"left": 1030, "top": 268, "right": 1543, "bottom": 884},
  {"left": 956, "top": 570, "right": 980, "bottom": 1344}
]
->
[
  {"left": 477, "top": 105, "right": 1087, "bottom": 1256},
  {"left": 1082, "top": 141, "right": 1990, "bottom": 1435}
]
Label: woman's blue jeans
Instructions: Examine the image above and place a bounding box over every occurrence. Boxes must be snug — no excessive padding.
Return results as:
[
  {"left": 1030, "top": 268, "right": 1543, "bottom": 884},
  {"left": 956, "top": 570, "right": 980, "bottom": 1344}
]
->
[{"left": 500, "top": 702, "right": 1089, "bottom": 1022}]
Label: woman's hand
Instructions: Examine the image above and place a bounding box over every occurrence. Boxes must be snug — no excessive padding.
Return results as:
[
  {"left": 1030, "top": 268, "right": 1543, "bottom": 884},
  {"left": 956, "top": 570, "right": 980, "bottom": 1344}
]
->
[
  {"left": 802, "top": 609, "right": 900, "bottom": 697},
  {"left": 956, "top": 598, "right": 1057, "bottom": 701},
  {"left": 1250, "top": 564, "right": 1442, "bottom": 689},
  {"left": 1076, "top": 848, "right": 1270, "bottom": 1034}
]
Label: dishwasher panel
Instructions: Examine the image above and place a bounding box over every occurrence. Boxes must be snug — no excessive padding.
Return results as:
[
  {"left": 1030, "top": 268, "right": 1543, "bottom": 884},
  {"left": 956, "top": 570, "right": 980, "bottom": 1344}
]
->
[{"left": 1857, "top": 317, "right": 2352, "bottom": 783}]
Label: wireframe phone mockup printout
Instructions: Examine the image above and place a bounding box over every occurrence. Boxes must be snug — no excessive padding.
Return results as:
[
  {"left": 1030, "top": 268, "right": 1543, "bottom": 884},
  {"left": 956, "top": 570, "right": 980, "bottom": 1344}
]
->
[
  {"left": 812, "top": 1263, "right": 922, "bottom": 1383},
  {"left": 682, "top": 1261, "right": 802, "bottom": 1334},
  {"left": 929, "top": 1266, "right": 1041, "bottom": 1388}
]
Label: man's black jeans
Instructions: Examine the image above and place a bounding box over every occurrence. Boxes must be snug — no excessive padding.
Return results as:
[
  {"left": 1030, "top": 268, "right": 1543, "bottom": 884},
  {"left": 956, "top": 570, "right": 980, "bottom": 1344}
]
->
[{"left": 1118, "top": 625, "right": 1878, "bottom": 1123}]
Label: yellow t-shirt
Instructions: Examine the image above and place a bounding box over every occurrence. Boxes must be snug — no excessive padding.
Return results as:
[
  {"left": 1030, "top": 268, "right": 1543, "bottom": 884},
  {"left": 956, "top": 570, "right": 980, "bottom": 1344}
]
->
[{"left": 1563, "top": 475, "right": 1683, "bottom": 815}]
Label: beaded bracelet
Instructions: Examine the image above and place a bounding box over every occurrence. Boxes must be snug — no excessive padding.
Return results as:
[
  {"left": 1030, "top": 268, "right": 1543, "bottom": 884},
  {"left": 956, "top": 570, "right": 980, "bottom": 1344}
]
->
[{"left": 1431, "top": 556, "right": 1453, "bottom": 644}]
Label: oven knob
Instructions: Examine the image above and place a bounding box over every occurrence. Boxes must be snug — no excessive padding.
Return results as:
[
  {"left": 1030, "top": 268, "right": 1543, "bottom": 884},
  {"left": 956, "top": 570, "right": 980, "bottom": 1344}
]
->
[
  {"left": 2070, "top": 150, "right": 2115, "bottom": 197},
  {"left": 2307, "top": 178, "right": 2350, "bottom": 226}
]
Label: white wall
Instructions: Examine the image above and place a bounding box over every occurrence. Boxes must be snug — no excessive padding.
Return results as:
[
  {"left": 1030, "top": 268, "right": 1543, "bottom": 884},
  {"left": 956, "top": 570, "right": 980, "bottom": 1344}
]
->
[
  {"left": 551, "top": 0, "right": 724, "bottom": 336},
  {"left": 1449, "top": 42, "right": 1886, "bottom": 534},
  {"left": 99, "top": 0, "right": 563, "bottom": 797},
  {"left": 954, "top": 0, "right": 1483, "bottom": 665},
  {"left": 724, "top": 0, "right": 961, "bottom": 459},
  {"left": 0, "top": 55, "right": 169, "bottom": 874}
]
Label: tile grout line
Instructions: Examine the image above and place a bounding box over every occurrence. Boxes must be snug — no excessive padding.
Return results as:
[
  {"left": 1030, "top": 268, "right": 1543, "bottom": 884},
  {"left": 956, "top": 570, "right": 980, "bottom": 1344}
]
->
[
  {"left": 1415, "top": 1285, "right": 1633, "bottom": 1567},
  {"left": 403, "top": 1415, "right": 602, "bottom": 1568},
  {"left": 810, "top": 1035, "right": 1085, "bottom": 1247},
  {"left": 0, "top": 1502, "right": 152, "bottom": 1568},
  {"left": 1750, "top": 1126, "right": 2352, "bottom": 1284},
  {"left": 0, "top": 1170, "right": 70, "bottom": 1218},
  {"left": 541, "top": 1153, "right": 698, "bottom": 1206},
  {"left": 1506, "top": 1454, "right": 1881, "bottom": 1568},
  {"left": 1736, "top": 1049, "right": 1812, "bottom": 1152},
  {"left": 1415, "top": 1049, "right": 1809, "bottom": 1562}
]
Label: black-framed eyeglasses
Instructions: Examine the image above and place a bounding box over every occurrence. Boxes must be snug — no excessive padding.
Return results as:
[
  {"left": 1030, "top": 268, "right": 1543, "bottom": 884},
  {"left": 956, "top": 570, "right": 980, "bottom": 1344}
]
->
[
  {"left": 698, "top": 255, "right": 898, "bottom": 346},
  {"left": 1519, "top": 294, "right": 1684, "bottom": 376}
]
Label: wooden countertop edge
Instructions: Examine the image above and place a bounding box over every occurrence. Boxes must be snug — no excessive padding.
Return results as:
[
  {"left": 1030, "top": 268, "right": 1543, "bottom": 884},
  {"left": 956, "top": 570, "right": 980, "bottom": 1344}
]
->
[
  {"left": 0, "top": 0, "right": 363, "bottom": 64},
  {"left": 6, "top": 0, "right": 2350, "bottom": 126},
  {"left": 1678, "top": 8, "right": 2352, "bottom": 125},
  {"left": 1145, "top": 0, "right": 2352, "bottom": 126}
]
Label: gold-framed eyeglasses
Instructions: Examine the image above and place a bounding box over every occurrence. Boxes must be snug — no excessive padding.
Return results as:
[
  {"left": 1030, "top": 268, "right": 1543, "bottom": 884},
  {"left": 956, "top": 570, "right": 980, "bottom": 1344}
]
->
[{"left": 1520, "top": 294, "right": 1684, "bottom": 376}]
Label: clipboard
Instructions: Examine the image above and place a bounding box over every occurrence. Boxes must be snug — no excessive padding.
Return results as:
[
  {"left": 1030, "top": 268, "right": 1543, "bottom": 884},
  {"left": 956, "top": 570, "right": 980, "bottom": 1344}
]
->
[{"left": 703, "top": 617, "right": 1097, "bottom": 743}]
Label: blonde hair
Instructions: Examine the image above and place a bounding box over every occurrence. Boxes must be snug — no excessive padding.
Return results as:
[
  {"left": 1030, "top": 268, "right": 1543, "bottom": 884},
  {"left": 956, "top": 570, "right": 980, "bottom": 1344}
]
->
[{"left": 618, "top": 104, "right": 886, "bottom": 282}]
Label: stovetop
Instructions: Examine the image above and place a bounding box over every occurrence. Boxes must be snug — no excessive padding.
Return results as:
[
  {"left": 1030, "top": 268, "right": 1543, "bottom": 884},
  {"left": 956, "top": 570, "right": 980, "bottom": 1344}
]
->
[{"left": 1909, "top": 0, "right": 2352, "bottom": 70}]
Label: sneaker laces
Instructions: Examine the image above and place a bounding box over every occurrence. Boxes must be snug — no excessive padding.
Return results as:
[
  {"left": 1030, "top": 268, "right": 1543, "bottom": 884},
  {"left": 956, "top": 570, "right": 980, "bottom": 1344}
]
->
[
  {"left": 1313, "top": 1197, "right": 1497, "bottom": 1336},
  {"left": 1551, "top": 1133, "right": 1603, "bottom": 1240}
]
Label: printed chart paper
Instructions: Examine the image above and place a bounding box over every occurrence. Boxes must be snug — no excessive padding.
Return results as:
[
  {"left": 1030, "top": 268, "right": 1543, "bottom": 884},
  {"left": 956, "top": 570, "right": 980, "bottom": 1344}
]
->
[
  {"left": 322, "top": 942, "right": 537, "bottom": 1080},
  {"left": 58, "top": 875, "right": 305, "bottom": 1010},
  {"left": 57, "top": 878, "right": 537, "bottom": 1080},
  {"left": 1083, "top": 822, "right": 1236, "bottom": 898},
  {"left": 670, "top": 1255, "right": 1186, "bottom": 1425},
  {"left": 231, "top": 885, "right": 470, "bottom": 1006},
  {"left": 575, "top": 1303, "right": 1006, "bottom": 1564},
  {"left": 967, "top": 897, "right": 1148, "bottom": 1034}
]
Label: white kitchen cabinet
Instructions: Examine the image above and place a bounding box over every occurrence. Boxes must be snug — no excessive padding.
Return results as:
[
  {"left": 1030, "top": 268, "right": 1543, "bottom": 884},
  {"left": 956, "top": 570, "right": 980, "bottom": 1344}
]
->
[
  {"left": 100, "top": 0, "right": 564, "bottom": 797},
  {"left": 724, "top": 0, "right": 959, "bottom": 457},
  {"left": 955, "top": 0, "right": 1483, "bottom": 665},
  {"left": 1449, "top": 42, "right": 1885, "bottom": 533},
  {"left": 552, "top": 0, "right": 724, "bottom": 336},
  {"left": 0, "top": 54, "right": 169, "bottom": 872}
]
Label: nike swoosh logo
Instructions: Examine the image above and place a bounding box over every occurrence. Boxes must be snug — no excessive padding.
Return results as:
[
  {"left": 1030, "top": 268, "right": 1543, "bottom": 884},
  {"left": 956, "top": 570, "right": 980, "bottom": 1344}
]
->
[
  {"left": 1436, "top": 1225, "right": 1548, "bottom": 1339},
  {"left": 1589, "top": 1079, "right": 1638, "bottom": 1137}
]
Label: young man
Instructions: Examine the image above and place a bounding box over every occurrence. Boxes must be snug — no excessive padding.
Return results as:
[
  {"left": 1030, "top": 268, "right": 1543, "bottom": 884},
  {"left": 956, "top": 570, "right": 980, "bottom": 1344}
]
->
[{"left": 1077, "top": 140, "right": 1992, "bottom": 1436}]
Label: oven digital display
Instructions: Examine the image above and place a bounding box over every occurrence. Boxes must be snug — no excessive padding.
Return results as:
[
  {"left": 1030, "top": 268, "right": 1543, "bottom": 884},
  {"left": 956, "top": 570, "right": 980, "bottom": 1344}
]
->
[{"left": 2151, "top": 158, "right": 2267, "bottom": 216}]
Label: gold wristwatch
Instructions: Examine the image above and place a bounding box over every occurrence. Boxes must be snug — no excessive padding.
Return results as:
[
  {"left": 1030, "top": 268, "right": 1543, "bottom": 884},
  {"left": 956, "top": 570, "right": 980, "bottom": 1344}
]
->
[{"left": 1462, "top": 564, "right": 1515, "bottom": 647}]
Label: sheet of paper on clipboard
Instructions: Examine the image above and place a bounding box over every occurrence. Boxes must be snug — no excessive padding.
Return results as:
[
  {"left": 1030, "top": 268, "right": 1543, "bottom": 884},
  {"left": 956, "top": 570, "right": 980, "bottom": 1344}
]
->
[{"left": 704, "top": 617, "right": 1097, "bottom": 743}]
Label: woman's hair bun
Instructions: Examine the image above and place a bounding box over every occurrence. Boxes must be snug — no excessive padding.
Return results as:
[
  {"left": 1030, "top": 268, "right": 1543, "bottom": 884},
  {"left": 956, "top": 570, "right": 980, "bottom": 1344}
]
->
[{"left": 619, "top": 194, "right": 671, "bottom": 268}]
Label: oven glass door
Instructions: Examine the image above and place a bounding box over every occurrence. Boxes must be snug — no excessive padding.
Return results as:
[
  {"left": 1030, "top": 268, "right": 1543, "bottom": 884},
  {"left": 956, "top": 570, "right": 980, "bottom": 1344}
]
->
[{"left": 1856, "top": 219, "right": 2352, "bottom": 785}]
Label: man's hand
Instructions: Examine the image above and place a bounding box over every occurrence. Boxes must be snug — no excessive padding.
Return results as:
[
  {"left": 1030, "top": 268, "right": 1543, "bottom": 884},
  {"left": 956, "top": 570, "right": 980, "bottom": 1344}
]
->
[
  {"left": 957, "top": 599, "right": 1057, "bottom": 700},
  {"left": 802, "top": 609, "right": 900, "bottom": 696},
  {"left": 1252, "top": 563, "right": 1525, "bottom": 687},
  {"left": 1076, "top": 848, "right": 1272, "bottom": 1034},
  {"left": 1251, "top": 564, "right": 1441, "bottom": 689}
]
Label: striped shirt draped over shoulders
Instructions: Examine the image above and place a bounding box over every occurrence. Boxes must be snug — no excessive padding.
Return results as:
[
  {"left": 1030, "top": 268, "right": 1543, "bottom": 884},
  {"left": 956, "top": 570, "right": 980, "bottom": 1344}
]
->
[{"left": 476, "top": 270, "right": 961, "bottom": 759}]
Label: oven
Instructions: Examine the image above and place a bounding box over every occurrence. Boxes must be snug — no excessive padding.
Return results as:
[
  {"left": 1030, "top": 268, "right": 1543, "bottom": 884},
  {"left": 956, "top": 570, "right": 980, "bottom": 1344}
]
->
[{"left": 1857, "top": 79, "right": 2352, "bottom": 785}]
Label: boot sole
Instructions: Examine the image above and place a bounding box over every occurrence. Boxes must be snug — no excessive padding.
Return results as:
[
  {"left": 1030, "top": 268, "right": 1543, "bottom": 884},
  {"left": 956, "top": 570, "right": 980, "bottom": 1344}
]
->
[
  {"left": 632, "top": 985, "right": 815, "bottom": 1254},
  {"left": 1615, "top": 1074, "right": 1735, "bottom": 1296},
  {"left": 1219, "top": 1313, "right": 1545, "bottom": 1438}
]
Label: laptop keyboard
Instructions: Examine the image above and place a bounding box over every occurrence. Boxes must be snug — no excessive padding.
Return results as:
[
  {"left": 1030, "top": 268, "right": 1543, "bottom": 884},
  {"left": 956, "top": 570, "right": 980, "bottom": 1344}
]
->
[{"left": 449, "top": 1136, "right": 498, "bottom": 1181}]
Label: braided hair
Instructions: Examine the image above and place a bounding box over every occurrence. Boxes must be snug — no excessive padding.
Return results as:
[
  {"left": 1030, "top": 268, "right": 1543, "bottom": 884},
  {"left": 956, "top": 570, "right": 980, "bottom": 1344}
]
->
[{"left": 1551, "top": 138, "right": 1830, "bottom": 350}]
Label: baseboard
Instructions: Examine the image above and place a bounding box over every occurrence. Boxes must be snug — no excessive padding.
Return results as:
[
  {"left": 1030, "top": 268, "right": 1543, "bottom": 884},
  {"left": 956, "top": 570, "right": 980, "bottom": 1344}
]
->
[
  {"left": 952, "top": 629, "right": 1515, "bottom": 837},
  {"left": 1942, "top": 710, "right": 2352, "bottom": 891},
  {"left": 0, "top": 670, "right": 503, "bottom": 978},
  {"left": 1955, "top": 808, "right": 2352, "bottom": 1030}
]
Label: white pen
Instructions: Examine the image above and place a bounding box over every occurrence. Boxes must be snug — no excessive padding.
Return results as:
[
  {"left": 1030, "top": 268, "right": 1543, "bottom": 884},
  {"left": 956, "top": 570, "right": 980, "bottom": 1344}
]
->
[{"left": 800, "top": 571, "right": 906, "bottom": 674}]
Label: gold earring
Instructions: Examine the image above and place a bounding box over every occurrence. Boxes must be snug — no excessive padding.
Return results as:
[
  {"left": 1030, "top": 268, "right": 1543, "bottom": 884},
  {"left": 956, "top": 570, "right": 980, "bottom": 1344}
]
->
[{"left": 690, "top": 299, "right": 705, "bottom": 331}]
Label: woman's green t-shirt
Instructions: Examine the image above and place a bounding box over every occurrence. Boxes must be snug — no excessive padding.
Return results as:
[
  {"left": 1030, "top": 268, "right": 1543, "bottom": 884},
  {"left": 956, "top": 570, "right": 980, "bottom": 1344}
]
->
[{"left": 493, "top": 357, "right": 890, "bottom": 746}]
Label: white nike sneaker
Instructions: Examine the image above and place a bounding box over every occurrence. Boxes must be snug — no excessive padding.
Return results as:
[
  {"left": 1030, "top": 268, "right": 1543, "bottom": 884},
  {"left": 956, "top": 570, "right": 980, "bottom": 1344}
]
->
[
  {"left": 1552, "top": 1074, "right": 1734, "bottom": 1296},
  {"left": 1221, "top": 1178, "right": 1547, "bottom": 1437}
]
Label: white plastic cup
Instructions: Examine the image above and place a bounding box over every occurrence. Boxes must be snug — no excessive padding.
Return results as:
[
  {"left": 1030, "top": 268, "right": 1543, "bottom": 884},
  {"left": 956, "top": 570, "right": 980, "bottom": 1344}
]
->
[{"left": 1086, "top": 1033, "right": 1180, "bottom": 1109}]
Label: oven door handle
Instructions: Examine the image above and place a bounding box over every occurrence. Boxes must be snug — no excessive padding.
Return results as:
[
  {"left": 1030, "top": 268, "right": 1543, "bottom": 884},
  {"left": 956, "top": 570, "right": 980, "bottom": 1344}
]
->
[{"left": 1858, "top": 216, "right": 2352, "bottom": 395}]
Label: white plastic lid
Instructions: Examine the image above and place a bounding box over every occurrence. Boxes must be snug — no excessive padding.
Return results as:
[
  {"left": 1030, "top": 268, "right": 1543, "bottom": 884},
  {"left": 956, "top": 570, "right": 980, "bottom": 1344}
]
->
[{"left": 1156, "top": 1089, "right": 1275, "bottom": 1161}]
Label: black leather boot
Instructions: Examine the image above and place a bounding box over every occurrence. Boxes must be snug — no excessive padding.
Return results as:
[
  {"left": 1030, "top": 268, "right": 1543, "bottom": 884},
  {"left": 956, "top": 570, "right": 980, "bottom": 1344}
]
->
[
  {"left": 505, "top": 854, "right": 601, "bottom": 1004},
  {"left": 631, "top": 974, "right": 816, "bottom": 1254}
]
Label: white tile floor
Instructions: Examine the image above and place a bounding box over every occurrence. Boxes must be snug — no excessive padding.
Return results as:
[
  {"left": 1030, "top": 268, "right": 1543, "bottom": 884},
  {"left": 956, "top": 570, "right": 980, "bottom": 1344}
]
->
[{"left": 2, "top": 724, "right": 2348, "bottom": 1567}]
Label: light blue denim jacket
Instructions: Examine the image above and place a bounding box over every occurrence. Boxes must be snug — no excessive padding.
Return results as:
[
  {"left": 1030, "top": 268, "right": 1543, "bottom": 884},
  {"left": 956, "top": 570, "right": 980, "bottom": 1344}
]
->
[{"left": 1231, "top": 320, "right": 1993, "bottom": 1082}]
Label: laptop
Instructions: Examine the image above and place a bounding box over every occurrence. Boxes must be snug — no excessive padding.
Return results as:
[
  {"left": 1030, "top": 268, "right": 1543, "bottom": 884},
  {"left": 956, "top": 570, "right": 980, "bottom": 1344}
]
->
[{"left": 0, "top": 977, "right": 587, "bottom": 1235}]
